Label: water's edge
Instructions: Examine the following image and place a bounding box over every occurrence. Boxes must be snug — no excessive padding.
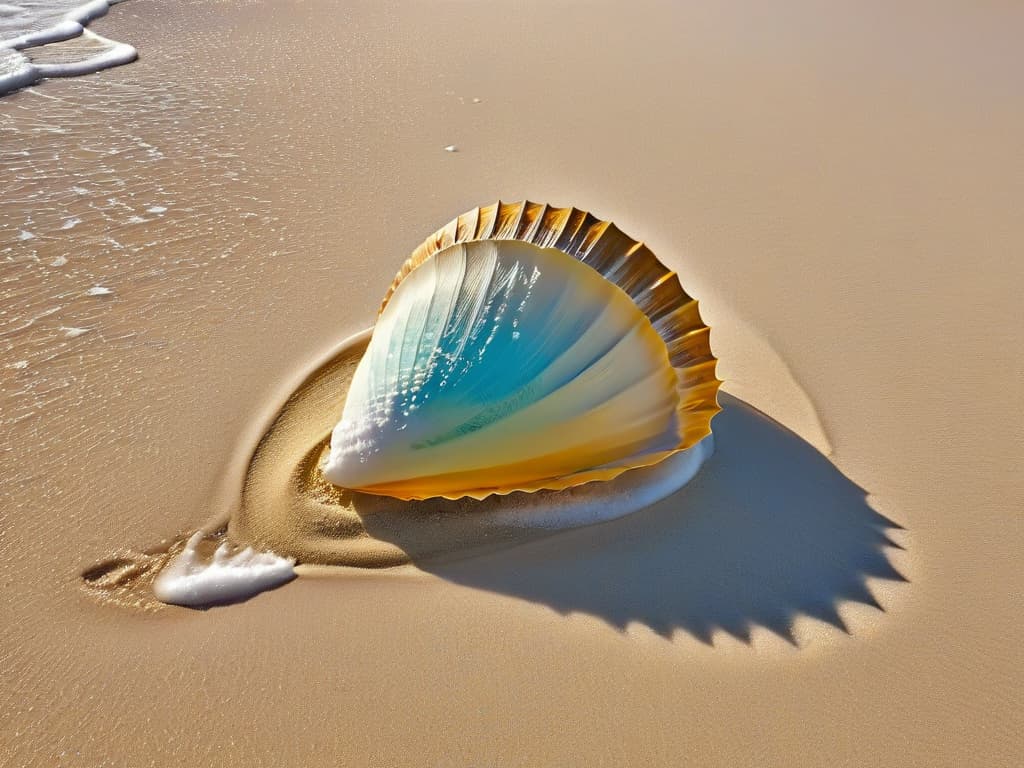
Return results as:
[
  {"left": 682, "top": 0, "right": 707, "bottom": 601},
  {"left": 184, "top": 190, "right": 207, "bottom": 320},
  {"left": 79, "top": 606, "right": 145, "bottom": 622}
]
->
[{"left": 0, "top": 0, "right": 136, "bottom": 96}]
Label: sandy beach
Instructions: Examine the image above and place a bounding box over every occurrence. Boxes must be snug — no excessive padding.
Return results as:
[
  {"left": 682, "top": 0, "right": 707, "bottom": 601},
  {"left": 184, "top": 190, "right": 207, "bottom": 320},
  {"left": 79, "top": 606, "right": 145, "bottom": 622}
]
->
[{"left": 2, "top": 0, "right": 1022, "bottom": 765}]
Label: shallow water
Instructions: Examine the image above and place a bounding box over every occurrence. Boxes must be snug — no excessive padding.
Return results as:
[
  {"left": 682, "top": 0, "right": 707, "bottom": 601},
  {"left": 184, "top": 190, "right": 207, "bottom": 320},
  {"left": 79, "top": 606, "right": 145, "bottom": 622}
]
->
[
  {"left": 1, "top": 75, "right": 279, "bottom": 511},
  {"left": 0, "top": 0, "right": 135, "bottom": 95}
]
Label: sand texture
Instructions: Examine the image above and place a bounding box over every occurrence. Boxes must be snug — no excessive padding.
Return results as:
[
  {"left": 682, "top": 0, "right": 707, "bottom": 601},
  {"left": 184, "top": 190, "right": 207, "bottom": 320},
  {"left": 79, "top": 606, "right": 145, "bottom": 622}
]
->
[{"left": 2, "top": 0, "right": 1022, "bottom": 765}]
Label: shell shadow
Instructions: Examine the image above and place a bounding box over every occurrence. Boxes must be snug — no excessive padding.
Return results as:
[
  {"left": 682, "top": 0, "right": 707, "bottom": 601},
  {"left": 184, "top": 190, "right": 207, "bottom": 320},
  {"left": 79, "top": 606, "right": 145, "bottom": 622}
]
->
[{"left": 417, "top": 393, "right": 908, "bottom": 644}]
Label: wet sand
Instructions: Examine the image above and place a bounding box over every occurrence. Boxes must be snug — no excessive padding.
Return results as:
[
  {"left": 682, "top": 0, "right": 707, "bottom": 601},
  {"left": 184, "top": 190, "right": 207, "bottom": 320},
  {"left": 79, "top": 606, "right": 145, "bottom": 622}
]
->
[{"left": 2, "top": 0, "right": 1022, "bottom": 765}]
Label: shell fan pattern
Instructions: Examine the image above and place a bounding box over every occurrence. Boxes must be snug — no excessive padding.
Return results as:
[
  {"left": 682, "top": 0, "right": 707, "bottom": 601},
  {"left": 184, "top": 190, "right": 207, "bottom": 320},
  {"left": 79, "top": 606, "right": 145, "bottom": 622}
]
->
[{"left": 322, "top": 201, "right": 721, "bottom": 501}]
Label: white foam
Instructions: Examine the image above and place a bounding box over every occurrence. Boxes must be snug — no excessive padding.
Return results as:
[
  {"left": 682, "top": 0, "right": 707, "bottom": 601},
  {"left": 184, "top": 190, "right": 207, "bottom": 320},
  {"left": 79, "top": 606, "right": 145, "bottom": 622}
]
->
[
  {"left": 85, "top": 285, "right": 111, "bottom": 295},
  {"left": 0, "top": 0, "right": 136, "bottom": 96},
  {"left": 484, "top": 435, "right": 715, "bottom": 529},
  {"left": 153, "top": 532, "right": 296, "bottom": 607},
  {"left": 0, "top": 47, "right": 36, "bottom": 92}
]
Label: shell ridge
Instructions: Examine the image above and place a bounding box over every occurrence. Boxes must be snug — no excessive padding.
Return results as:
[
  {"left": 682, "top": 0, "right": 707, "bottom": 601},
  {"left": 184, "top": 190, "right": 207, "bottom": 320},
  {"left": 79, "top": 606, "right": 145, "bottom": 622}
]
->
[
  {"left": 678, "top": 357, "right": 719, "bottom": 384},
  {"left": 566, "top": 212, "right": 602, "bottom": 254},
  {"left": 604, "top": 239, "right": 648, "bottom": 278},
  {"left": 398, "top": 258, "right": 442, "bottom": 398},
  {"left": 396, "top": 262, "right": 442, "bottom": 395},
  {"left": 644, "top": 274, "right": 693, "bottom": 323},
  {"left": 524, "top": 202, "right": 549, "bottom": 242},
  {"left": 507, "top": 200, "right": 528, "bottom": 238},
  {"left": 518, "top": 201, "right": 545, "bottom": 239},
  {"left": 604, "top": 241, "right": 656, "bottom": 294},
  {"left": 439, "top": 218, "right": 458, "bottom": 249},
  {"left": 442, "top": 245, "right": 499, "bottom": 388},
  {"left": 578, "top": 220, "right": 621, "bottom": 271},
  {"left": 408, "top": 248, "right": 464, "bottom": 395},
  {"left": 456, "top": 207, "right": 480, "bottom": 241},
  {"left": 538, "top": 205, "right": 570, "bottom": 248},
  {"left": 552, "top": 208, "right": 587, "bottom": 251},
  {"left": 477, "top": 202, "right": 500, "bottom": 239},
  {"left": 665, "top": 325, "right": 713, "bottom": 366},
  {"left": 493, "top": 200, "right": 517, "bottom": 239},
  {"left": 378, "top": 292, "right": 412, "bottom": 419}
]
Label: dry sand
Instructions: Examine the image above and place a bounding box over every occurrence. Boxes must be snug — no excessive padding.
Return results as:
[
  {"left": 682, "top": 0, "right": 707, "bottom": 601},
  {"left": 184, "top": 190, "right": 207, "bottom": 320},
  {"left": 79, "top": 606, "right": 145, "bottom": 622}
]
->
[{"left": 2, "top": 0, "right": 1022, "bottom": 765}]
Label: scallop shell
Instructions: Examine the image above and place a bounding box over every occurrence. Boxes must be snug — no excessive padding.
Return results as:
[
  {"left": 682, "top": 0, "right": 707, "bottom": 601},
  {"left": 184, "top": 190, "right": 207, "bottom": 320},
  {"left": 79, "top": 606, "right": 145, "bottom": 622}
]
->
[{"left": 323, "top": 201, "right": 720, "bottom": 500}]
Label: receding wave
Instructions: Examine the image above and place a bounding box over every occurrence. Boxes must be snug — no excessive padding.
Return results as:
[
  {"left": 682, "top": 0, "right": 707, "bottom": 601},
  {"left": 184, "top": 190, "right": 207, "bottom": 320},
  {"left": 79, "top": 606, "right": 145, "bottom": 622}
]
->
[{"left": 0, "top": 0, "right": 135, "bottom": 96}]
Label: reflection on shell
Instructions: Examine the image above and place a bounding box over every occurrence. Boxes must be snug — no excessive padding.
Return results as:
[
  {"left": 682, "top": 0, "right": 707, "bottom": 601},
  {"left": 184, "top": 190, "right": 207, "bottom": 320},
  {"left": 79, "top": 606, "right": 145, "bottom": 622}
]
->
[{"left": 323, "top": 201, "right": 721, "bottom": 500}]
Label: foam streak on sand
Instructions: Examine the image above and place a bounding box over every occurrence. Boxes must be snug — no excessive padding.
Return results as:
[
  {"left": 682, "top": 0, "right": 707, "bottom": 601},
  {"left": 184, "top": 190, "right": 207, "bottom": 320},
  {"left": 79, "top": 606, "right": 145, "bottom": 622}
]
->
[
  {"left": 0, "top": 0, "right": 135, "bottom": 95},
  {"left": 152, "top": 532, "right": 296, "bottom": 608}
]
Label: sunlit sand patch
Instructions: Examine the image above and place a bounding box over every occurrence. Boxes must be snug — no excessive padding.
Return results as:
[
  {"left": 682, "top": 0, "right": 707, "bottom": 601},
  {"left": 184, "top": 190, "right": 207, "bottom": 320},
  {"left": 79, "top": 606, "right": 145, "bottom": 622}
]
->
[{"left": 81, "top": 538, "right": 183, "bottom": 612}]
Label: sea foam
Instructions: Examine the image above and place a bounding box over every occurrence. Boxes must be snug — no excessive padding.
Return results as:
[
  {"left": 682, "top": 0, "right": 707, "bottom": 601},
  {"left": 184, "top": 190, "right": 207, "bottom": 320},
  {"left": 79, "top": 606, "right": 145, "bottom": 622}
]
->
[
  {"left": 0, "top": 0, "right": 135, "bottom": 96},
  {"left": 153, "top": 532, "right": 296, "bottom": 608}
]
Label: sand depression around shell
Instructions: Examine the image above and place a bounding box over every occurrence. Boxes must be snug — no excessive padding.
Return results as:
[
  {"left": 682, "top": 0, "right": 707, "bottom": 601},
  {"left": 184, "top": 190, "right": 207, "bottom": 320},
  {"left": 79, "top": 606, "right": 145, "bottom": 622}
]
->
[
  {"left": 82, "top": 202, "right": 729, "bottom": 606},
  {"left": 77, "top": 206, "right": 842, "bottom": 607},
  {"left": 230, "top": 329, "right": 714, "bottom": 569},
  {"left": 80, "top": 327, "right": 716, "bottom": 609}
]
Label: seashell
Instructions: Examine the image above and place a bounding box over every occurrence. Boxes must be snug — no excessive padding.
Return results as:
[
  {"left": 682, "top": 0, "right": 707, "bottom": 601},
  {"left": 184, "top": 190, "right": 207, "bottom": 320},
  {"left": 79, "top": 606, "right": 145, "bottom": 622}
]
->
[{"left": 322, "top": 201, "right": 720, "bottom": 501}]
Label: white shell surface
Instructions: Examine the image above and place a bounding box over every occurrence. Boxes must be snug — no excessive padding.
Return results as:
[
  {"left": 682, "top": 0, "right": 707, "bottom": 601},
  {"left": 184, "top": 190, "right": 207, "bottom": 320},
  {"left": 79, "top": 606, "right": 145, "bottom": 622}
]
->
[{"left": 323, "top": 240, "right": 681, "bottom": 500}]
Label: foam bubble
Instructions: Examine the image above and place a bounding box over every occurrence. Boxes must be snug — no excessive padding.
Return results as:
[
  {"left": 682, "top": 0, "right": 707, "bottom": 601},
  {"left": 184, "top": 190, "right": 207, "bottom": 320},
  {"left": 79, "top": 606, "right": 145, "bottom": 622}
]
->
[
  {"left": 0, "top": 47, "right": 35, "bottom": 92},
  {"left": 153, "top": 532, "right": 296, "bottom": 607},
  {"left": 482, "top": 436, "right": 714, "bottom": 529}
]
